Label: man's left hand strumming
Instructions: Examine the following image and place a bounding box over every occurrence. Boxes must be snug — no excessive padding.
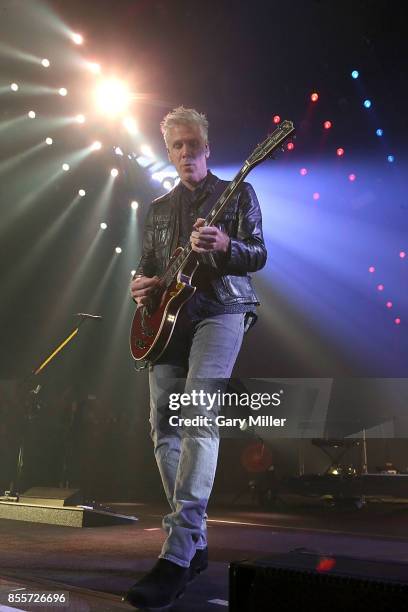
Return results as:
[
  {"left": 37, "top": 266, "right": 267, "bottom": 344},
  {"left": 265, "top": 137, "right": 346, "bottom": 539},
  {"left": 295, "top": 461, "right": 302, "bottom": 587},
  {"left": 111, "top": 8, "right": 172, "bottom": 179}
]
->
[{"left": 190, "top": 217, "right": 230, "bottom": 253}]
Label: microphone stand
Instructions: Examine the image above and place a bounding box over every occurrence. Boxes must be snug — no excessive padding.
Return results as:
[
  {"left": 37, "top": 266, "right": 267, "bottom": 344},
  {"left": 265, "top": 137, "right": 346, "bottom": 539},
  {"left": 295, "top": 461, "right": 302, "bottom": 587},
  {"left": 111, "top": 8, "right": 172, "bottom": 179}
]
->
[{"left": 6, "top": 314, "right": 102, "bottom": 499}]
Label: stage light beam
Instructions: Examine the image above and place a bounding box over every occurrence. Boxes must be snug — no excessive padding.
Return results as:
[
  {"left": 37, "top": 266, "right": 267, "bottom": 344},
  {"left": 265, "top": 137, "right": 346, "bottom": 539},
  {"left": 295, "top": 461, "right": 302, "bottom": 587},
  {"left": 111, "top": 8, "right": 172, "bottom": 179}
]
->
[
  {"left": 123, "top": 116, "right": 138, "bottom": 134},
  {"left": 87, "top": 62, "right": 101, "bottom": 74},
  {"left": 141, "top": 144, "right": 154, "bottom": 158},
  {"left": 72, "top": 33, "right": 83, "bottom": 45}
]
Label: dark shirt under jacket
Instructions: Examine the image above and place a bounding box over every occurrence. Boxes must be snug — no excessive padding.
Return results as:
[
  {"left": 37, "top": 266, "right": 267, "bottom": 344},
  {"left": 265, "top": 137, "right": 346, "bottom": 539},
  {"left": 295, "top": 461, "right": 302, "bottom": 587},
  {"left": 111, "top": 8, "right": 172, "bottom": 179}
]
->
[{"left": 177, "top": 172, "right": 255, "bottom": 321}]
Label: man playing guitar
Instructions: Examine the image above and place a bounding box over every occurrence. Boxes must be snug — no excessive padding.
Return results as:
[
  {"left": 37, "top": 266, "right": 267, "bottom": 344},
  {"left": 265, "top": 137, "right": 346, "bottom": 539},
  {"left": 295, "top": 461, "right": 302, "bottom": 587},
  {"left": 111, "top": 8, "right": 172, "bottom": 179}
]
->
[{"left": 125, "top": 106, "right": 267, "bottom": 610}]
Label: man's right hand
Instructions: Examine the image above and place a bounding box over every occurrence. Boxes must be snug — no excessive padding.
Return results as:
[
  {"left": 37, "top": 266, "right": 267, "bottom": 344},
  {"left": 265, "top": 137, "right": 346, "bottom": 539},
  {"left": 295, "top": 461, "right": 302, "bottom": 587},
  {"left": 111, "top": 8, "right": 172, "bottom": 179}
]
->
[{"left": 130, "top": 275, "right": 160, "bottom": 305}]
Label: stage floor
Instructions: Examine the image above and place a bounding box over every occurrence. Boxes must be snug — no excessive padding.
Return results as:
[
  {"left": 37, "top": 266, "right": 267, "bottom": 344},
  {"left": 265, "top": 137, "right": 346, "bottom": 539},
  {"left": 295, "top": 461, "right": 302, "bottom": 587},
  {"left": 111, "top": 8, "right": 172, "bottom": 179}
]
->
[{"left": 1, "top": 500, "right": 408, "bottom": 611}]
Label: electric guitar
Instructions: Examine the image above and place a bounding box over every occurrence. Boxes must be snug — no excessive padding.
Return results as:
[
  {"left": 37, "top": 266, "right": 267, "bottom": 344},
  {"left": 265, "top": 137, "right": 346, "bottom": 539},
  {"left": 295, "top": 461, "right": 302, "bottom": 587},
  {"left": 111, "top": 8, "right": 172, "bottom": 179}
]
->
[{"left": 130, "top": 120, "right": 295, "bottom": 364}]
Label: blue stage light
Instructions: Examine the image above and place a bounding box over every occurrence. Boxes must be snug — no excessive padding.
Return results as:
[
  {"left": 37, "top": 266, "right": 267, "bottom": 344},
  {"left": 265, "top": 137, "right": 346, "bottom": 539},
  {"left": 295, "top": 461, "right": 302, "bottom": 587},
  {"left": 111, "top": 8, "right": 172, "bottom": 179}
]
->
[
  {"left": 351, "top": 70, "right": 359, "bottom": 79},
  {"left": 363, "top": 99, "right": 372, "bottom": 108},
  {"left": 376, "top": 128, "right": 383, "bottom": 137},
  {"left": 387, "top": 155, "right": 395, "bottom": 163}
]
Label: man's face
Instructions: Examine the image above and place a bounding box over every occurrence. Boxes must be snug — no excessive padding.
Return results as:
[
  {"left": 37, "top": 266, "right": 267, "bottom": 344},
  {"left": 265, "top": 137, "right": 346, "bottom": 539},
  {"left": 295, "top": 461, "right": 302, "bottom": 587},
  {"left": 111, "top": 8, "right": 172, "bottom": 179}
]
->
[{"left": 166, "top": 123, "right": 209, "bottom": 188}]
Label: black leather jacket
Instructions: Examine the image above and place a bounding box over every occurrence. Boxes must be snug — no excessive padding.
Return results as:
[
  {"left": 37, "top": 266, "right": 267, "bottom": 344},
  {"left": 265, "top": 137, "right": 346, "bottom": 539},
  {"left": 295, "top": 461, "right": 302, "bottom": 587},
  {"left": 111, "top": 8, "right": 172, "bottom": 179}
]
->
[{"left": 136, "top": 172, "right": 267, "bottom": 305}]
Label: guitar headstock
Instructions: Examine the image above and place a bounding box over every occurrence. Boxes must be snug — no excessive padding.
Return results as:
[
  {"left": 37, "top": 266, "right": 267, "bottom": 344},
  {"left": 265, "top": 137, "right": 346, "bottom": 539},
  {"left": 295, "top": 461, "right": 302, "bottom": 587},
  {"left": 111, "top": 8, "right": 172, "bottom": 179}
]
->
[{"left": 247, "top": 120, "right": 295, "bottom": 168}]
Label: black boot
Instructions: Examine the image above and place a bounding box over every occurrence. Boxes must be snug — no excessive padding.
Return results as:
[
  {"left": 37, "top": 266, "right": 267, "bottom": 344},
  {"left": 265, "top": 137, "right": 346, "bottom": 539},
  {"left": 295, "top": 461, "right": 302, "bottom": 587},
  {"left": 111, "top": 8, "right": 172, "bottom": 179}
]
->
[
  {"left": 123, "top": 558, "right": 189, "bottom": 610},
  {"left": 188, "top": 546, "right": 208, "bottom": 583}
]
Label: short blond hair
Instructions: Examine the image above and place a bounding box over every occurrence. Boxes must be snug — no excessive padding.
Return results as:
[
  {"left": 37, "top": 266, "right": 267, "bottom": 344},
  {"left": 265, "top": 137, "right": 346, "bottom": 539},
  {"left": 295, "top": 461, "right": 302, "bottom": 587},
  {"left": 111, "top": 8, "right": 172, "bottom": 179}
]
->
[{"left": 160, "top": 106, "right": 209, "bottom": 147}]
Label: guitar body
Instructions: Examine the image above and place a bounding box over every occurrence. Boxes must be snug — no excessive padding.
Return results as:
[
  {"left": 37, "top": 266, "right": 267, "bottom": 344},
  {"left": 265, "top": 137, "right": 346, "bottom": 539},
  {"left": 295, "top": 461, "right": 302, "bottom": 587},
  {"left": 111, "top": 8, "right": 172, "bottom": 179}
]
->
[{"left": 130, "top": 248, "right": 198, "bottom": 363}]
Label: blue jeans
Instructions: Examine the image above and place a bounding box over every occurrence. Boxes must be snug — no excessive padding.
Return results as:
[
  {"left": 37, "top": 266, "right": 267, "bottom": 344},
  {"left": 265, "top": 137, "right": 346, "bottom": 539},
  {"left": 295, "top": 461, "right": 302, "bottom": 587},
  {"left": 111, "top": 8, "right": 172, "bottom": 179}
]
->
[{"left": 148, "top": 311, "right": 245, "bottom": 568}]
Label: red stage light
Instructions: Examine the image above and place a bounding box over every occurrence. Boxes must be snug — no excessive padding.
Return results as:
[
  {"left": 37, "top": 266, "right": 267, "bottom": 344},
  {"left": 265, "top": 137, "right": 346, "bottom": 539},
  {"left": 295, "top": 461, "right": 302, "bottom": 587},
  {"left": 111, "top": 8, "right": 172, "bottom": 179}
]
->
[
  {"left": 336, "top": 148, "right": 345, "bottom": 157},
  {"left": 273, "top": 115, "right": 281, "bottom": 124},
  {"left": 368, "top": 266, "right": 375, "bottom": 273},
  {"left": 311, "top": 92, "right": 319, "bottom": 102},
  {"left": 313, "top": 192, "right": 320, "bottom": 200},
  {"left": 287, "top": 141, "right": 294, "bottom": 151},
  {"left": 386, "top": 301, "right": 393, "bottom": 308},
  {"left": 323, "top": 120, "right": 332, "bottom": 129},
  {"left": 395, "top": 318, "right": 401, "bottom": 325},
  {"left": 377, "top": 284, "right": 384, "bottom": 291},
  {"left": 316, "top": 557, "right": 336, "bottom": 573},
  {"left": 348, "top": 173, "right": 356, "bottom": 181},
  {"left": 300, "top": 168, "right": 308, "bottom": 176}
]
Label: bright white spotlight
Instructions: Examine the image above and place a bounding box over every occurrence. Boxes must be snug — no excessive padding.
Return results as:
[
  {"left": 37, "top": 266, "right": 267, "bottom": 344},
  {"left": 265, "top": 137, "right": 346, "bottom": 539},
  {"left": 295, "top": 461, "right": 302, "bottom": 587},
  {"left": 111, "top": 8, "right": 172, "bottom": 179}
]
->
[
  {"left": 72, "top": 33, "right": 83, "bottom": 45},
  {"left": 75, "top": 114, "right": 86, "bottom": 124},
  {"left": 10, "top": 83, "right": 19, "bottom": 92},
  {"left": 123, "top": 116, "right": 138, "bottom": 134},
  {"left": 140, "top": 144, "right": 154, "bottom": 157},
  {"left": 115, "top": 146, "right": 124, "bottom": 156},
  {"left": 111, "top": 168, "right": 119, "bottom": 177},
  {"left": 28, "top": 111, "right": 36, "bottom": 119},
  {"left": 41, "top": 58, "right": 50, "bottom": 68},
  {"left": 91, "top": 141, "right": 102, "bottom": 151},
  {"left": 59, "top": 88, "right": 68, "bottom": 96},
  {"left": 100, "top": 222, "right": 107, "bottom": 230},
  {"left": 62, "top": 163, "right": 70, "bottom": 171},
  {"left": 78, "top": 189, "right": 86, "bottom": 197},
  {"left": 131, "top": 200, "right": 139, "bottom": 210},
  {"left": 45, "top": 137, "right": 53, "bottom": 145},
  {"left": 163, "top": 180, "right": 173, "bottom": 191},
  {"left": 87, "top": 62, "right": 101, "bottom": 74},
  {"left": 115, "top": 247, "right": 122, "bottom": 254},
  {"left": 131, "top": 270, "right": 136, "bottom": 276},
  {"left": 95, "top": 78, "right": 130, "bottom": 117}
]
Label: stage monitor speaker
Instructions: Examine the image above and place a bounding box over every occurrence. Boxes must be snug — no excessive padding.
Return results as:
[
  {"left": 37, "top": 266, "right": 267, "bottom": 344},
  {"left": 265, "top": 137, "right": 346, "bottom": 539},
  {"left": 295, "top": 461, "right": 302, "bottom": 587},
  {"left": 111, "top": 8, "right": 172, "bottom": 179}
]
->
[
  {"left": 19, "top": 487, "right": 83, "bottom": 507},
  {"left": 229, "top": 550, "right": 408, "bottom": 612}
]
